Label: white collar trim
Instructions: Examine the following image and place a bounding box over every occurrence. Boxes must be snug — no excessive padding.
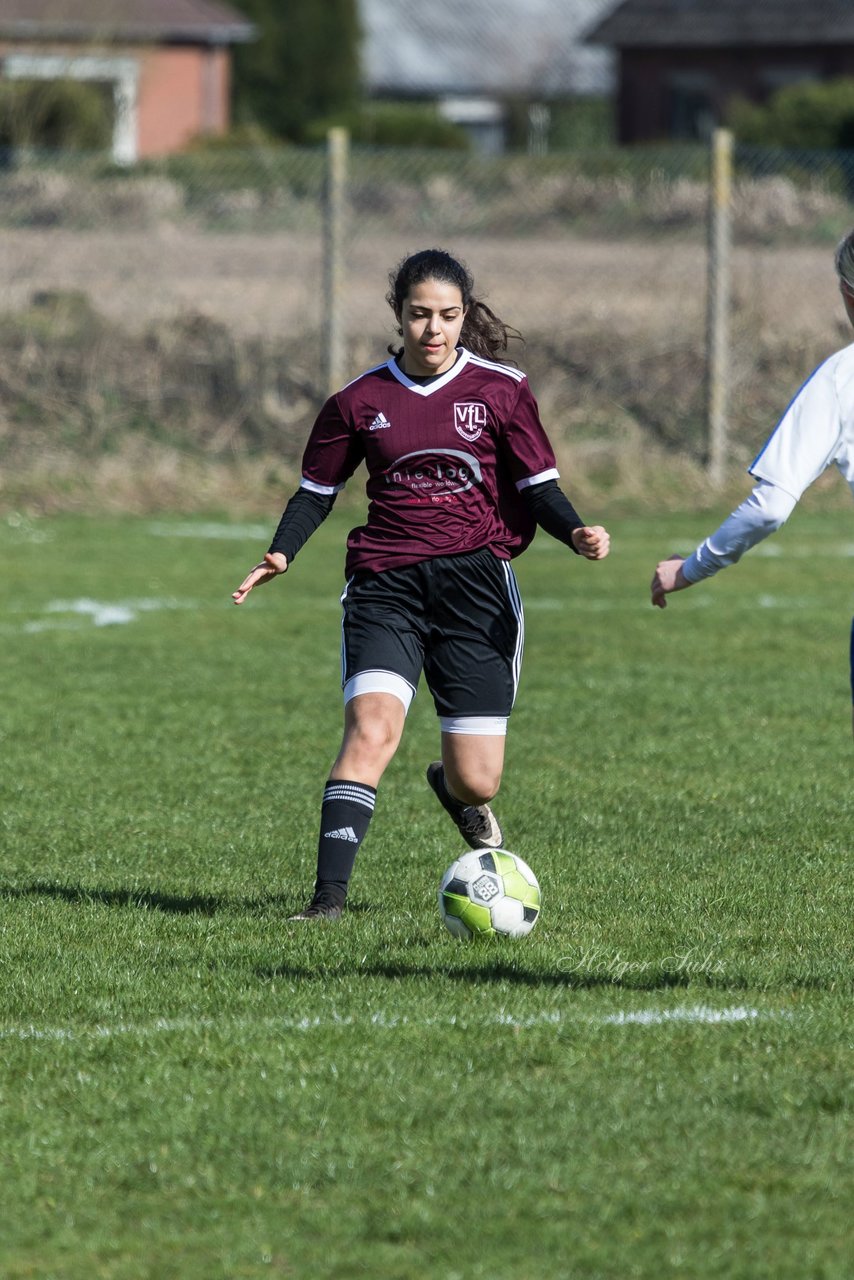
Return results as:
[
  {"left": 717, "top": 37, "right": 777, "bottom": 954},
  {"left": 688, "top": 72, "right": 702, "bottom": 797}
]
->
[{"left": 386, "top": 347, "right": 471, "bottom": 396}]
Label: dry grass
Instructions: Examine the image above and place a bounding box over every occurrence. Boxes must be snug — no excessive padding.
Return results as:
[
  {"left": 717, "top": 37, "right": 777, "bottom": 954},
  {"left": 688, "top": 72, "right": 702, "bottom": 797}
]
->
[
  {"left": 0, "top": 226, "right": 842, "bottom": 345},
  {"left": 0, "top": 225, "right": 849, "bottom": 516}
]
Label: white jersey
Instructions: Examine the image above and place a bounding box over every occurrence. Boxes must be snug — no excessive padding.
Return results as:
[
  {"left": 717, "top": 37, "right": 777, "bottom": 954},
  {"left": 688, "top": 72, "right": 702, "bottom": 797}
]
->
[
  {"left": 683, "top": 343, "right": 854, "bottom": 581},
  {"left": 750, "top": 343, "right": 854, "bottom": 498}
]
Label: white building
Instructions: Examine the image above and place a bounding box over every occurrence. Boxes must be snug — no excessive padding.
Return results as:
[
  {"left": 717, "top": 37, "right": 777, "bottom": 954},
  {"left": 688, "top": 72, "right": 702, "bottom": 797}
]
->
[{"left": 358, "top": 0, "right": 619, "bottom": 152}]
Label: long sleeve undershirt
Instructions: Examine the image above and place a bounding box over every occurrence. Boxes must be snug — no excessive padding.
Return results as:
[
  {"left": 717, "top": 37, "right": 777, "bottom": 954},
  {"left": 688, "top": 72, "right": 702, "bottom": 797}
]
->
[
  {"left": 268, "top": 489, "right": 336, "bottom": 563},
  {"left": 681, "top": 479, "right": 798, "bottom": 582},
  {"left": 521, "top": 478, "right": 585, "bottom": 552}
]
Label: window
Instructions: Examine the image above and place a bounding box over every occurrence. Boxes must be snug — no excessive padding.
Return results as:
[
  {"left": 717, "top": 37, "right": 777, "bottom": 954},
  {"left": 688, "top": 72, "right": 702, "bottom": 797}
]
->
[{"left": 668, "top": 72, "right": 715, "bottom": 141}]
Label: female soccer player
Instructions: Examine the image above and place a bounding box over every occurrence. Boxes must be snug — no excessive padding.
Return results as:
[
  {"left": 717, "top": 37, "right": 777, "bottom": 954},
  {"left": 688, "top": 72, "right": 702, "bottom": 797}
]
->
[
  {"left": 650, "top": 227, "right": 854, "bottom": 736},
  {"left": 233, "top": 248, "right": 610, "bottom": 919}
]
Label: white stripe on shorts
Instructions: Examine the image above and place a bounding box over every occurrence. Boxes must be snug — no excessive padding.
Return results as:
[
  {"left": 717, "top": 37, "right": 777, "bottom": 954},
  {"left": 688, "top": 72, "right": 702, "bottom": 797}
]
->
[
  {"left": 501, "top": 560, "right": 525, "bottom": 706},
  {"left": 343, "top": 669, "right": 416, "bottom": 712},
  {"left": 339, "top": 576, "right": 352, "bottom": 689},
  {"left": 440, "top": 715, "right": 508, "bottom": 736}
]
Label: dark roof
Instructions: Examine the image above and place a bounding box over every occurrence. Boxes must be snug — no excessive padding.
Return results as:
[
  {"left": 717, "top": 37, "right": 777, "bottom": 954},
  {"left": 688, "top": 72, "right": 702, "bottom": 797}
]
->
[
  {"left": 586, "top": 0, "right": 854, "bottom": 48},
  {"left": 0, "top": 0, "right": 255, "bottom": 45}
]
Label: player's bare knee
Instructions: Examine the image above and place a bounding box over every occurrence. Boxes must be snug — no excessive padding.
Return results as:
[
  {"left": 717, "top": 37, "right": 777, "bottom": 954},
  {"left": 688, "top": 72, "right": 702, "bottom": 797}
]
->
[
  {"left": 347, "top": 715, "right": 400, "bottom": 761},
  {"left": 447, "top": 763, "right": 501, "bottom": 806}
]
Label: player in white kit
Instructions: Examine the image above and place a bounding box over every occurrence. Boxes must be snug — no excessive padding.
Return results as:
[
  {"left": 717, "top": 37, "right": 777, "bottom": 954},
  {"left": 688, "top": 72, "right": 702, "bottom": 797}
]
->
[{"left": 650, "top": 228, "right": 854, "bottom": 736}]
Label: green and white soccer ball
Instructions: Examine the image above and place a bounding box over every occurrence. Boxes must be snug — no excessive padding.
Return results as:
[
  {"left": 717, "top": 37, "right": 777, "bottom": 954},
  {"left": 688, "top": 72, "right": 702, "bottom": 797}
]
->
[{"left": 438, "top": 848, "right": 541, "bottom": 939}]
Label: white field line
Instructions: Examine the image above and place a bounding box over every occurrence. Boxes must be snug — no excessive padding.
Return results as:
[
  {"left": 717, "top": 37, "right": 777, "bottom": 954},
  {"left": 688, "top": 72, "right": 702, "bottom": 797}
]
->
[
  {"left": 5, "top": 597, "right": 192, "bottom": 633},
  {"left": 529, "top": 538, "right": 854, "bottom": 559},
  {"left": 148, "top": 521, "right": 270, "bottom": 541},
  {"left": 524, "top": 596, "right": 713, "bottom": 612},
  {"left": 14, "top": 595, "right": 814, "bottom": 626},
  {"left": 754, "top": 541, "right": 854, "bottom": 558},
  {"left": 598, "top": 1005, "right": 764, "bottom": 1026},
  {"left": 527, "top": 592, "right": 844, "bottom": 612},
  {"left": 0, "top": 1004, "right": 785, "bottom": 1044}
]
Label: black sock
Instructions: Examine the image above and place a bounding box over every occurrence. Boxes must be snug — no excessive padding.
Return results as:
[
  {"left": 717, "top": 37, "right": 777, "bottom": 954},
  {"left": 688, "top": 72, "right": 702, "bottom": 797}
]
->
[{"left": 314, "top": 779, "right": 377, "bottom": 904}]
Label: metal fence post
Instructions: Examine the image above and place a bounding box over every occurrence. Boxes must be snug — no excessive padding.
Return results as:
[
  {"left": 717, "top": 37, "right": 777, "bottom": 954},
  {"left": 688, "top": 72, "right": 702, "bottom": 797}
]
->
[
  {"left": 707, "top": 127, "right": 733, "bottom": 489},
  {"left": 322, "top": 127, "right": 349, "bottom": 396}
]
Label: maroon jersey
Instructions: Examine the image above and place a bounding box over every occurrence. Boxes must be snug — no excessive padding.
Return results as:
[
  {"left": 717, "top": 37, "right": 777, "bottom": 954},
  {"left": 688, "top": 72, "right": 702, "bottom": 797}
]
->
[{"left": 299, "top": 347, "right": 560, "bottom": 576}]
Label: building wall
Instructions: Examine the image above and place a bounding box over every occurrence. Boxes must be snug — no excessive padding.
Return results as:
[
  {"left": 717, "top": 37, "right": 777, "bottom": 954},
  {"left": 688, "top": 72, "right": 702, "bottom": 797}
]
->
[
  {"left": 0, "top": 39, "right": 233, "bottom": 160},
  {"left": 137, "top": 45, "right": 231, "bottom": 157},
  {"left": 617, "top": 45, "right": 854, "bottom": 142}
]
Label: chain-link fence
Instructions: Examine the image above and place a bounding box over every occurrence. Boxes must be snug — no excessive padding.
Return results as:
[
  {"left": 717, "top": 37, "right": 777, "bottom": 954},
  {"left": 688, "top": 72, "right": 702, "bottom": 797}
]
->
[
  {"left": 725, "top": 141, "right": 854, "bottom": 472},
  {"left": 0, "top": 138, "right": 852, "bottom": 510}
]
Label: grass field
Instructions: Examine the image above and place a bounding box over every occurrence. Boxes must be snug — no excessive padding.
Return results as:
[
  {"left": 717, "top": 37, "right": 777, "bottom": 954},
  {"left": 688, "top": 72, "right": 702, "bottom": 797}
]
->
[{"left": 1, "top": 506, "right": 852, "bottom": 1279}]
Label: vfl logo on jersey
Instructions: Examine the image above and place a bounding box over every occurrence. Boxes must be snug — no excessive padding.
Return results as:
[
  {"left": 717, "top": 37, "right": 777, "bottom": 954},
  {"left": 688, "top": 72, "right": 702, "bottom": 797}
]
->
[
  {"left": 369, "top": 412, "right": 391, "bottom": 431},
  {"left": 453, "top": 401, "right": 488, "bottom": 442},
  {"left": 384, "top": 448, "right": 482, "bottom": 498}
]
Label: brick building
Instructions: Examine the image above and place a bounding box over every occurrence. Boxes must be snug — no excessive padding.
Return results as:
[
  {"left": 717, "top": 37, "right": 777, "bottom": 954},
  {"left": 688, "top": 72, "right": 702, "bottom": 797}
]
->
[
  {"left": 586, "top": 0, "right": 854, "bottom": 143},
  {"left": 0, "top": 0, "right": 255, "bottom": 162}
]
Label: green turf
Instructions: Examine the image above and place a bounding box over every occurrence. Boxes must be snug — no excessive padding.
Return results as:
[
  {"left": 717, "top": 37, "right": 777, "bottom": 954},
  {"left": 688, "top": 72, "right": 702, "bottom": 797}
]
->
[{"left": 1, "top": 507, "right": 852, "bottom": 1279}]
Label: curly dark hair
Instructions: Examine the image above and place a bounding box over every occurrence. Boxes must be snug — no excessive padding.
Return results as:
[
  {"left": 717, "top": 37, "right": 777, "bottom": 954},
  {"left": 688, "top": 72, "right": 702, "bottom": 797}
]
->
[{"left": 386, "top": 248, "right": 522, "bottom": 362}]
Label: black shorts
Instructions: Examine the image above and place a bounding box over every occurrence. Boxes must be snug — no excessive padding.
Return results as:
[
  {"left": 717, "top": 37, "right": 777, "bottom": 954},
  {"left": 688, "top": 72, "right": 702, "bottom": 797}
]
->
[{"left": 340, "top": 548, "right": 524, "bottom": 718}]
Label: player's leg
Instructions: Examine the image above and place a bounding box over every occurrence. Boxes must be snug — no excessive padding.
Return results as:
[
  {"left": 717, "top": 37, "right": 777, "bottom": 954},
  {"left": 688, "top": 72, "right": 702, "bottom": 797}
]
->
[
  {"left": 290, "top": 688, "right": 408, "bottom": 920},
  {"left": 440, "top": 727, "right": 506, "bottom": 804},
  {"left": 427, "top": 727, "right": 506, "bottom": 849},
  {"left": 291, "top": 568, "right": 425, "bottom": 920},
  {"left": 292, "top": 684, "right": 413, "bottom": 922},
  {"left": 331, "top": 689, "right": 408, "bottom": 787},
  {"left": 424, "top": 550, "right": 523, "bottom": 849}
]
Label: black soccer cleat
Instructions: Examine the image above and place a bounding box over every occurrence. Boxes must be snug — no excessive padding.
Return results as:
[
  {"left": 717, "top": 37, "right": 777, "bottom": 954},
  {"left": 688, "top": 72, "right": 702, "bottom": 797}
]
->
[
  {"left": 426, "top": 761, "right": 504, "bottom": 850},
  {"left": 288, "top": 886, "right": 344, "bottom": 921}
]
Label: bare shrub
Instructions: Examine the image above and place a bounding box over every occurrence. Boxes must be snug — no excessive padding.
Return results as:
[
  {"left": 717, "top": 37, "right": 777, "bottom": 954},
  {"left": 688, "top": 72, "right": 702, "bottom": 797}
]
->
[
  {"left": 0, "top": 293, "right": 316, "bottom": 472},
  {"left": 641, "top": 175, "right": 707, "bottom": 225},
  {"left": 0, "top": 170, "right": 185, "bottom": 228},
  {"left": 733, "top": 175, "right": 847, "bottom": 235}
]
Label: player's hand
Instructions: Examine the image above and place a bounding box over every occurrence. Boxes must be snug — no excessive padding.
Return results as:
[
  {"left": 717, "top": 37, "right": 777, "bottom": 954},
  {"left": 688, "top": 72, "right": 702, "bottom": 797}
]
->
[
  {"left": 650, "top": 555, "right": 690, "bottom": 608},
  {"left": 232, "top": 552, "right": 288, "bottom": 604},
  {"left": 572, "top": 525, "right": 610, "bottom": 560}
]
